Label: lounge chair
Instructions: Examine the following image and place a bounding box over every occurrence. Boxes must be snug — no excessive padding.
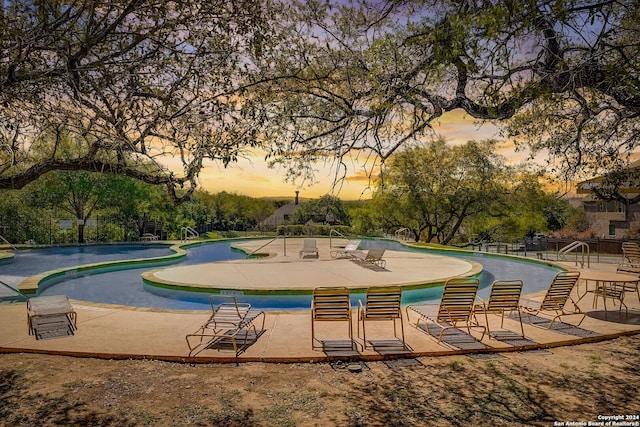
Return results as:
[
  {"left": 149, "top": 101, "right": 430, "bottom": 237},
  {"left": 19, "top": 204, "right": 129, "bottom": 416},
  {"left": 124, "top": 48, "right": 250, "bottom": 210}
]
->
[
  {"left": 406, "top": 277, "right": 486, "bottom": 343},
  {"left": 139, "top": 233, "right": 159, "bottom": 241},
  {"left": 616, "top": 263, "right": 640, "bottom": 299},
  {"left": 350, "top": 248, "right": 386, "bottom": 269},
  {"left": 27, "top": 295, "right": 77, "bottom": 339},
  {"left": 520, "top": 271, "right": 585, "bottom": 329},
  {"left": 186, "top": 296, "right": 265, "bottom": 357},
  {"left": 357, "top": 286, "right": 405, "bottom": 349},
  {"left": 622, "top": 242, "right": 640, "bottom": 265},
  {"left": 311, "top": 287, "right": 355, "bottom": 350},
  {"left": 330, "top": 240, "right": 361, "bottom": 259},
  {"left": 299, "top": 238, "right": 319, "bottom": 259},
  {"left": 474, "top": 280, "right": 525, "bottom": 338}
]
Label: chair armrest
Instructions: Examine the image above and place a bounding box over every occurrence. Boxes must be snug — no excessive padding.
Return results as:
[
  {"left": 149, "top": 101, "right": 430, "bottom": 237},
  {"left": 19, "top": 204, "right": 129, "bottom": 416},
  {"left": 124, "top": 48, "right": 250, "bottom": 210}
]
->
[{"left": 472, "top": 296, "right": 487, "bottom": 312}]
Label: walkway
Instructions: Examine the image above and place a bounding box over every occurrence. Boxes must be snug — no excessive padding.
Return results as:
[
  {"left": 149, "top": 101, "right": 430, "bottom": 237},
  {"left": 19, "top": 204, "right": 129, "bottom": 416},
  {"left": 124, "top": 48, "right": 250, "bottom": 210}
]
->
[{"left": 1, "top": 238, "right": 639, "bottom": 363}]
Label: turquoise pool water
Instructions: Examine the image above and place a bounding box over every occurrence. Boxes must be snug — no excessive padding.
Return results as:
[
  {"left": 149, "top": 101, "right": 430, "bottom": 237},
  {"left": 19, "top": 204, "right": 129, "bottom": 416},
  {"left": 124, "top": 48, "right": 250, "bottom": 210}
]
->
[
  {"left": 1, "top": 240, "right": 562, "bottom": 311},
  {"left": 2, "top": 245, "right": 175, "bottom": 282}
]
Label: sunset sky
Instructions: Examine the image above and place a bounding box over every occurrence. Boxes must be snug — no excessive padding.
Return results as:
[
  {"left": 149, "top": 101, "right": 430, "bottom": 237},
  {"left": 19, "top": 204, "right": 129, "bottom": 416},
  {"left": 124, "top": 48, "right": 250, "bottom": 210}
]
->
[{"left": 193, "top": 109, "right": 528, "bottom": 200}]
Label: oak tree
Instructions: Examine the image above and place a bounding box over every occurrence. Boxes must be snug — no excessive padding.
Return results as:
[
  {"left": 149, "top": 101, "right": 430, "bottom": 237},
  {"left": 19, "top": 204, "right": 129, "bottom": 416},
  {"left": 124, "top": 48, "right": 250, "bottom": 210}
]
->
[
  {"left": 256, "top": 0, "right": 640, "bottom": 188},
  {"left": 0, "top": 0, "right": 274, "bottom": 202},
  {"left": 369, "top": 138, "right": 509, "bottom": 244}
]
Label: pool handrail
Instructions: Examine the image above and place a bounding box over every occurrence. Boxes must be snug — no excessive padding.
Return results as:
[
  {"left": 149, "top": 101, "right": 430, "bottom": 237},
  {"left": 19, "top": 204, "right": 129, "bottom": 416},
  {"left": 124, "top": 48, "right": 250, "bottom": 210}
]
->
[
  {"left": 329, "top": 229, "right": 346, "bottom": 248},
  {"left": 558, "top": 241, "right": 590, "bottom": 268},
  {"left": 0, "top": 279, "right": 29, "bottom": 303},
  {"left": 249, "top": 236, "right": 278, "bottom": 256},
  {"left": 0, "top": 234, "right": 17, "bottom": 251},
  {"left": 180, "top": 226, "right": 200, "bottom": 241},
  {"left": 394, "top": 228, "right": 411, "bottom": 241}
]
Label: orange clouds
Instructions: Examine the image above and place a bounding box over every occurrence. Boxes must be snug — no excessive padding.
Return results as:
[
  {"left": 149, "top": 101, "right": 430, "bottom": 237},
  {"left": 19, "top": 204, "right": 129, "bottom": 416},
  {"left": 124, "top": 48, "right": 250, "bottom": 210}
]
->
[{"left": 185, "top": 110, "right": 544, "bottom": 199}]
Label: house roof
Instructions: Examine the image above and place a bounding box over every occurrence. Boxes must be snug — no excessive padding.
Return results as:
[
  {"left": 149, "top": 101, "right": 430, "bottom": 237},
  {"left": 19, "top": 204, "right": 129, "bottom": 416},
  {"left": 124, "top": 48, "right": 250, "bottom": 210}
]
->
[
  {"left": 259, "top": 202, "right": 301, "bottom": 227},
  {"left": 576, "top": 160, "right": 640, "bottom": 195}
]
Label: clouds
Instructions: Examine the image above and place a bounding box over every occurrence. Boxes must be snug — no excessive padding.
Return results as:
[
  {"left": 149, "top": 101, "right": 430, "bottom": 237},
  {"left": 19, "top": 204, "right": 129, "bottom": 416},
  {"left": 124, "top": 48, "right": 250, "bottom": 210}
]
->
[
  {"left": 194, "top": 109, "right": 527, "bottom": 199},
  {"left": 431, "top": 110, "right": 502, "bottom": 144}
]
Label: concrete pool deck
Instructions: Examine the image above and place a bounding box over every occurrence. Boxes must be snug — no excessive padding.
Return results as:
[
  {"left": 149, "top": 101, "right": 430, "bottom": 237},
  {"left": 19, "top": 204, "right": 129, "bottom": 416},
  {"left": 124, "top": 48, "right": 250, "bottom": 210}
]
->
[{"left": 1, "top": 238, "right": 640, "bottom": 362}]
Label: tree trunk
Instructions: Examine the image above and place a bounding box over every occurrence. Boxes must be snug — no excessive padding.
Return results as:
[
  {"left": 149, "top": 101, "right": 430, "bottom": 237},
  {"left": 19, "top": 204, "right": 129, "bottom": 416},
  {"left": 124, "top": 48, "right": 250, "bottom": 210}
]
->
[{"left": 78, "top": 223, "right": 85, "bottom": 244}]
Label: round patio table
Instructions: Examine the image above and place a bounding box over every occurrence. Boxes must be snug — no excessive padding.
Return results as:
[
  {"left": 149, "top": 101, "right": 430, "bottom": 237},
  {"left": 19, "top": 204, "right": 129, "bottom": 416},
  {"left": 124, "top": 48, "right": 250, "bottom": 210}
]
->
[{"left": 575, "top": 269, "right": 639, "bottom": 317}]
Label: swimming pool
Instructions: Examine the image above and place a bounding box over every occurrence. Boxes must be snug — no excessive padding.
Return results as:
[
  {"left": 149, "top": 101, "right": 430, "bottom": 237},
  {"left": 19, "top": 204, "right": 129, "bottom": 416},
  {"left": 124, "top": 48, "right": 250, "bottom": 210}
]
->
[
  {"left": 0, "top": 245, "right": 176, "bottom": 287},
  {"left": 1, "top": 240, "right": 562, "bottom": 311},
  {"left": 366, "top": 240, "right": 562, "bottom": 303}
]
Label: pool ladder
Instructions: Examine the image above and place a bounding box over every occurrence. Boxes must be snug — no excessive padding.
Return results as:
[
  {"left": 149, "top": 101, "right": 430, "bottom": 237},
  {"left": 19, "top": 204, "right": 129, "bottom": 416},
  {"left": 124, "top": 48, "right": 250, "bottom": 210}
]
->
[
  {"left": 180, "top": 226, "right": 200, "bottom": 241},
  {"left": 558, "top": 241, "right": 590, "bottom": 268},
  {"left": 0, "top": 234, "right": 17, "bottom": 251},
  {"left": 329, "top": 229, "right": 347, "bottom": 249},
  {"left": 249, "top": 235, "right": 292, "bottom": 257},
  {"left": 395, "top": 227, "right": 411, "bottom": 241}
]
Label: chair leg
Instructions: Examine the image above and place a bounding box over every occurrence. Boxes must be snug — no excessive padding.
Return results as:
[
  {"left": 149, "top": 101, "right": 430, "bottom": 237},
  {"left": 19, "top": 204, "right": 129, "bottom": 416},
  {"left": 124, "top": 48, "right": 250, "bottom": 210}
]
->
[
  {"left": 361, "top": 318, "right": 367, "bottom": 349},
  {"left": 399, "top": 317, "right": 406, "bottom": 348},
  {"left": 483, "top": 310, "right": 492, "bottom": 337},
  {"left": 437, "top": 324, "right": 449, "bottom": 343},
  {"left": 547, "top": 311, "right": 563, "bottom": 329},
  {"left": 574, "top": 312, "right": 586, "bottom": 326},
  {"left": 618, "top": 297, "right": 628, "bottom": 315},
  {"left": 349, "top": 317, "right": 356, "bottom": 350},
  {"left": 478, "top": 324, "right": 486, "bottom": 341},
  {"left": 516, "top": 310, "right": 525, "bottom": 338}
]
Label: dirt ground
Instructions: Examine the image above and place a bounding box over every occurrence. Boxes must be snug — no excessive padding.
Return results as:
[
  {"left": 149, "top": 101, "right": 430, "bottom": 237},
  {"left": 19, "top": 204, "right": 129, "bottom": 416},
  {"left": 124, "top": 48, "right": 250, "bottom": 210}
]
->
[{"left": 1, "top": 335, "right": 640, "bottom": 427}]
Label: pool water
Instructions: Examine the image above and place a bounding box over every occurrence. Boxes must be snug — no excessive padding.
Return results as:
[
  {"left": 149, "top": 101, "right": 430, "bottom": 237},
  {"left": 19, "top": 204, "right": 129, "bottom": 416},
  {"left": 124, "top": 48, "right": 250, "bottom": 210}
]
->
[
  {"left": 35, "top": 243, "right": 247, "bottom": 310},
  {"left": 1, "top": 245, "right": 175, "bottom": 287},
  {"left": 2, "top": 240, "right": 562, "bottom": 311},
  {"left": 360, "top": 240, "right": 562, "bottom": 305}
]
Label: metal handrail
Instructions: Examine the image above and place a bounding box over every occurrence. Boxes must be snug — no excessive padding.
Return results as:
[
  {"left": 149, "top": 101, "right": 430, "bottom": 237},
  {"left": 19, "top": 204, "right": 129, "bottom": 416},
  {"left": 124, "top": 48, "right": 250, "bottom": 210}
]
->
[
  {"left": 558, "top": 241, "right": 590, "bottom": 268},
  {"left": 0, "top": 234, "right": 17, "bottom": 251},
  {"left": 180, "top": 226, "right": 200, "bottom": 241},
  {"left": 249, "top": 237, "right": 278, "bottom": 256},
  {"left": 250, "top": 235, "right": 290, "bottom": 257},
  {"left": 395, "top": 227, "right": 411, "bottom": 241},
  {"left": 0, "top": 279, "right": 29, "bottom": 303},
  {"left": 329, "top": 229, "right": 347, "bottom": 248}
]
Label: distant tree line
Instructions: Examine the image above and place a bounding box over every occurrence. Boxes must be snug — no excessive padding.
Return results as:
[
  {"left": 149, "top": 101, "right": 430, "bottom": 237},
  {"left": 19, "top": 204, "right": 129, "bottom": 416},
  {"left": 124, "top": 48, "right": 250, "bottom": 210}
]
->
[{"left": 0, "top": 171, "right": 280, "bottom": 244}]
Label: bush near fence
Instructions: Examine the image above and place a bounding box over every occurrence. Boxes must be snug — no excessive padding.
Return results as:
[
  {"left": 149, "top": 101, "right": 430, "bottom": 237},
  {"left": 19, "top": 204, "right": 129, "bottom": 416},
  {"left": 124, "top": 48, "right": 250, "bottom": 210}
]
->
[
  {"left": 1, "top": 215, "right": 151, "bottom": 245},
  {"left": 276, "top": 224, "right": 353, "bottom": 237}
]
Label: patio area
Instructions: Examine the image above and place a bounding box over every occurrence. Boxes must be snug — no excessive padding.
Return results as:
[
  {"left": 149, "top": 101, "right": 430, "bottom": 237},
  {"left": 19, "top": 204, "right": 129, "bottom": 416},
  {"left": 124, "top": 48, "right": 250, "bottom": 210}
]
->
[{"left": 1, "top": 239, "right": 639, "bottom": 363}]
